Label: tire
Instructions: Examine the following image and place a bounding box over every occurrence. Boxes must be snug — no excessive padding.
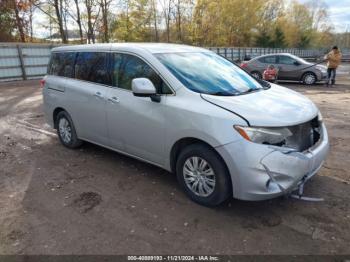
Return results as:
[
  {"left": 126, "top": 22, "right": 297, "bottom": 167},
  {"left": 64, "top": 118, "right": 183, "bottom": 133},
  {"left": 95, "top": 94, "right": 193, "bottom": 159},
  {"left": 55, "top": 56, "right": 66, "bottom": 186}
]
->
[
  {"left": 251, "top": 71, "right": 262, "bottom": 80},
  {"left": 176, "top": 143, "right": 232, "bottom": 206},
  {"left": 56, "top": 111, "right": 83, "bottom": 149},
  {"left": 302, "top": 72, "right": 316, "bottom": 85}
]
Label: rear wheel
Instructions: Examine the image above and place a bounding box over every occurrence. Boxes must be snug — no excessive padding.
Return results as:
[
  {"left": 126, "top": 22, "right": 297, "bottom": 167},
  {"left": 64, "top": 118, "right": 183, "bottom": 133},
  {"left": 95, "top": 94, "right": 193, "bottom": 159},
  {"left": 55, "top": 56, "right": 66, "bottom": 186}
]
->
[
  {"left": 56, "top": 111, "right": 83, "bottom": 148},
  {"left": 251, "top": 71, "right": 262, "bottom": 80},
  {"left": 176, "top": 143, "right": 231, "bottom": 206},
  {"left": 302, "top": 72, "right": 316, "bottom": 85}
]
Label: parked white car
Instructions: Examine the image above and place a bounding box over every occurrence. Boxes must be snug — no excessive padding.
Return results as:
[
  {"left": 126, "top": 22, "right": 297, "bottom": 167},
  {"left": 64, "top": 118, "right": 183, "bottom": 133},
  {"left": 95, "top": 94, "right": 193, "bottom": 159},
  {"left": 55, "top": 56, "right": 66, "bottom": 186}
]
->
[{"left": 42, "top": 43, "right": 329, "bottom": 206}]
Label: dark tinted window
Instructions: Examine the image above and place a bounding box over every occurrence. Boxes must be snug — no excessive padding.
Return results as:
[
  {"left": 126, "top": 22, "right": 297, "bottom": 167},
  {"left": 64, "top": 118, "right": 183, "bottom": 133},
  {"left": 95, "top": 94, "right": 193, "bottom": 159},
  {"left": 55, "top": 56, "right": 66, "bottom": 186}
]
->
[
  {"left": 49, "top": 52, "right": 75, "bottom": 77},
  {"left": 113, "top": 53, "right": 172, "bottom": 94},
  {"left": 75, "top": 52, "right": 111, "bottom": 85},
  {"left": 258, "top": 56, "right": 276, "bottom": 64},
  {"left": 278, "top": 55, "right": 296, "bottom": 65}
]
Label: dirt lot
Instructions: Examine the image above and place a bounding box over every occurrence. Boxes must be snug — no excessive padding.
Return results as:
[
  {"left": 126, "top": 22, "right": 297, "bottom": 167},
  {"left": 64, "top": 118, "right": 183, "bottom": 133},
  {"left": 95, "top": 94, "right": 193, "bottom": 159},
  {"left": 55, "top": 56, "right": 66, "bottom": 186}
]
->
[{"left": 0, "top": 68, "right": 350, "bottom": 255}]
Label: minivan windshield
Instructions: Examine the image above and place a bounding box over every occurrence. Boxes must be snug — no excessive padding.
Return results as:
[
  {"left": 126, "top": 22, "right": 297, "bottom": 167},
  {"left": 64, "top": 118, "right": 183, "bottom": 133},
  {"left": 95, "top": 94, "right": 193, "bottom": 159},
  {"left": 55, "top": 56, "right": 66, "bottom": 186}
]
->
[{"left": 155, "top": 52, "right": 263, "bottom": 96}]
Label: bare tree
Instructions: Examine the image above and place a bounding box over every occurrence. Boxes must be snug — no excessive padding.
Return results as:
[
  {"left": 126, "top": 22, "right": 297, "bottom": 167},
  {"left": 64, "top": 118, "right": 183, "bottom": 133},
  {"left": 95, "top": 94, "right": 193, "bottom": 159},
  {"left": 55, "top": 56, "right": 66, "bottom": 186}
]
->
[
  {"left": 99, "top": 0, "right": 112, "bottom": 42},
  {"left": 150, "top": 0, "right": 158, "bottom": 41},
  {"left": 53, "top": 0, "right": 67, "bottom": 42},
  {"left": 175, "top": 0, "right": 181, "bottom": 41},
  {"left": 14, "top": 1, "right": 26, "bottom": 42},
  {"left": 160, "top": 0, "right": 173, "bottom": 42}
]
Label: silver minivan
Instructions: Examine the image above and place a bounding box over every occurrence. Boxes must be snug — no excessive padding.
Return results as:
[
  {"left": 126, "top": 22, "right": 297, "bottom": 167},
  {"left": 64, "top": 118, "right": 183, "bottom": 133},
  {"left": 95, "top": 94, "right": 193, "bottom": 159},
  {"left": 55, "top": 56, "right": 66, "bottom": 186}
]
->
[{"left": 42, "top": 43, "right": 329, "bottom": 206}]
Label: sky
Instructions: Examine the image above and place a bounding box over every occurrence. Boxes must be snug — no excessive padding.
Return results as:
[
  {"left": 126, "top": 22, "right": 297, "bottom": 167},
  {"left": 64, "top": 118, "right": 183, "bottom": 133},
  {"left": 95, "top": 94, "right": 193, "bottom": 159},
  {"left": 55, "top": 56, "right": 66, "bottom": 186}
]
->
[
  {"left": 298, "top": 0, "right": 350, "bottom": 32},
  {"left": 32, "top": 0, "right": 350, "bottom": 39}
]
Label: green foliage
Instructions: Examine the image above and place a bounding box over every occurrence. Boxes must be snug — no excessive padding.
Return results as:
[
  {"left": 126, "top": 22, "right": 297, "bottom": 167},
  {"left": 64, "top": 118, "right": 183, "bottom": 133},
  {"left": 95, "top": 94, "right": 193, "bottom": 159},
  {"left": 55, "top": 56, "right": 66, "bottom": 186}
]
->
[
  {"left": 272, "top": 26, "right": 286, "bottom": 48},
  {"left": 0, "top": 2, "right": 16, "bottom": 41},
  {"left": 256, "top": 31, "right": 272, "bottom": 48}
]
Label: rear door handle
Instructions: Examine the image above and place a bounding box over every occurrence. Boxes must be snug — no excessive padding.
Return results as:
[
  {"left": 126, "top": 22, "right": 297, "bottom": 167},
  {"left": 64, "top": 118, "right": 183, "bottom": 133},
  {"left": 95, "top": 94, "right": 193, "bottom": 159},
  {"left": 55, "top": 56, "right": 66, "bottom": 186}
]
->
[
  {"left": 94, "top": 91, "right": 104, "bottom": 99},
  {"left": 108, "top": 96, "right": 119, "bottom": 104}
]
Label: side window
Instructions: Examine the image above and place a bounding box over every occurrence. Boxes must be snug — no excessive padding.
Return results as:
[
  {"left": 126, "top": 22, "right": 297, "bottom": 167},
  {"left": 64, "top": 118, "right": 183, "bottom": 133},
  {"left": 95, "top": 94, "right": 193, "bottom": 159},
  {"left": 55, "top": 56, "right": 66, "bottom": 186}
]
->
[
  {"left": 49, "top": 53, "right": 61, "bottom": 75},
  {"left": 113, "top": 53, "right": 172, "bottom": 94},
  {"left": 259, "top": 56, "right": 276, "bottom": 64},
  {"left": 49, "top": 52, "right": 75, "bottom": 78},
  {"left": 75, "top": 52, "right": 111, "bottom": 85},
  {"left": 278, "top": 56, "right": 296, "bottom": 65},
  {"left": 58, "top": 52, "right": 75, "bottom": 78}
]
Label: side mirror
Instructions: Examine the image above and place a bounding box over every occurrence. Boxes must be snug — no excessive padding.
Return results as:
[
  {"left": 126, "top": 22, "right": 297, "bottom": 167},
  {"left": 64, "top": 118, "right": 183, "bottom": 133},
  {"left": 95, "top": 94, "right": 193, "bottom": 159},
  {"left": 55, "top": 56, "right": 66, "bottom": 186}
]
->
[
  {"left": 293, "top": 61, "right": 301, "bottom": 66},
  {"left": 131, "top": 78, "right": 160, "bottom": 102}
]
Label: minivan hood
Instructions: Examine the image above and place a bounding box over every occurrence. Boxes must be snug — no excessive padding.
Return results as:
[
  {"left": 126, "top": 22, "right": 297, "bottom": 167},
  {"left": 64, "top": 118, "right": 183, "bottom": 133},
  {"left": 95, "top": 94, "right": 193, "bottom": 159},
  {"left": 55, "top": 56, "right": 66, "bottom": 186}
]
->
[{"left": 201, "top": 84, "right": 318, "bottom": 127}]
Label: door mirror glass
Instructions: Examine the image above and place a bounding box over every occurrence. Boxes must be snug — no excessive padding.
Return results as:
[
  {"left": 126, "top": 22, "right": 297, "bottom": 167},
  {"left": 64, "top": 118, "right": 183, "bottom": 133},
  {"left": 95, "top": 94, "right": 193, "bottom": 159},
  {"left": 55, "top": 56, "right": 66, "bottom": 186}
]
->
[{"left": 132, "top": 78, "right": 157, "bottom": 97}]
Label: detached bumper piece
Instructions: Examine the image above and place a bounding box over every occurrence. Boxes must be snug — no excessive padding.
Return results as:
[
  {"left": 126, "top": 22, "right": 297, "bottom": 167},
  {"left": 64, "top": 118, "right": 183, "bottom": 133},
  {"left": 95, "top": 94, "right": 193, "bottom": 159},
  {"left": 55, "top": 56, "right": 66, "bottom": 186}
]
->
[
  {"left": 260, "top": 147, "right": 325, "bottom": 202},
  {"left": 289, "top": 165, "right": 324, "bottom": 202}
]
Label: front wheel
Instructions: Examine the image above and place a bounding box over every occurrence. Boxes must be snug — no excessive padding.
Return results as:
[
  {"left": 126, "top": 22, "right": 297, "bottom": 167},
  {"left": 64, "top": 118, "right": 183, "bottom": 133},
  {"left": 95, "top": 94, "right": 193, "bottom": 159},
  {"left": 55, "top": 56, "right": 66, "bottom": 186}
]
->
[
  {"left": 302, "top": 72, "right": 316, "bottom": 85},
  {"left": 176, "top": 143, "right": 232, "bottom": 206},
  {"left": 56, "top": 111, "right": 83, "bottom": 149}
]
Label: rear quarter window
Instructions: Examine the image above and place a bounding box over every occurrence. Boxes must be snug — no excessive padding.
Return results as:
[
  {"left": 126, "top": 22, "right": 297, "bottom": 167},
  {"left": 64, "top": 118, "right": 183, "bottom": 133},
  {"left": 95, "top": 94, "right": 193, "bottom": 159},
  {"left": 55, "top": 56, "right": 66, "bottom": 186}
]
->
[
  {"left": 49, "top": 52, "right": 76, "bottom": 78},
  {"left": 258, "top": 56, "right": 276, "bottom": 64}
]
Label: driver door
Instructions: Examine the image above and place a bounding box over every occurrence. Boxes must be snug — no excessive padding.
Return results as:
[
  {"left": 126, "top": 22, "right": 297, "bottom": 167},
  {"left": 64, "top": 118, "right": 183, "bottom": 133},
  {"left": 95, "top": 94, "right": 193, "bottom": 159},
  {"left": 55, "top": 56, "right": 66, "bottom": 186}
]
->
[{"left": 106, "top": 53, "right": 173, "bottom": 166}]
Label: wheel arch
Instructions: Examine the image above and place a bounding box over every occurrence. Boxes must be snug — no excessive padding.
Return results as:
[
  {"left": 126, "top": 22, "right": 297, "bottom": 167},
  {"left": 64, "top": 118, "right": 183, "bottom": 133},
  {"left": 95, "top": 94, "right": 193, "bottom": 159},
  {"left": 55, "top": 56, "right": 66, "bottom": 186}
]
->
[
  {"left": 53, "top": 107, "right": 66, "bottom": 129},
  {"left": 169, "top": 137, "right": 231, "bottom": 181},
  {"left": 301, "top": 71, "right": 317, "bottom": 82}
]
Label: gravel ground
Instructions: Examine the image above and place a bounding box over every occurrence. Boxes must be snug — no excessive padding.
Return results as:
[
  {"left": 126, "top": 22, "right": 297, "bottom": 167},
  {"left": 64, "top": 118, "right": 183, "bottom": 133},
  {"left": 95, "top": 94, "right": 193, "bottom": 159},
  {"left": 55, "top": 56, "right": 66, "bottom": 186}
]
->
[{"left": 0, "top": 68, "right": 350, "bottom": 255}]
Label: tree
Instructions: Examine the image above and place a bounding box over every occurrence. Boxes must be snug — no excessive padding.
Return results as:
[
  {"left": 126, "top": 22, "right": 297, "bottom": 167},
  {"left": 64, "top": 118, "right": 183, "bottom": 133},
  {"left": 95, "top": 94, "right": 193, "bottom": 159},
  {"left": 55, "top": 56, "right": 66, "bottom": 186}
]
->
[
  {"left": 272, "top": 26, "right": 286, "bottom": 48},
  {"left": 0, "top": 1, "right": 16, "bottom": 41},
  {"left": 256, "top": 31, "right": 272, "bottom": 47}
]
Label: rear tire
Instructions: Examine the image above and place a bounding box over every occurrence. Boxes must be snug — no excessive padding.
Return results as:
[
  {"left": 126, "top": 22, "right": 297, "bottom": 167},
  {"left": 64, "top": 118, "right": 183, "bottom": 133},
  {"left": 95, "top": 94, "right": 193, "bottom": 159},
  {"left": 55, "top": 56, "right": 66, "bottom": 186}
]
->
[
  {"left": 56, "top": 111, "right": 83, "bottom": 149},
  {"left": 176, "top": 143, "right": 232, "bottom": 206},
  {"left": 302, "top": 72, "right": 316, "bottom": 85}
]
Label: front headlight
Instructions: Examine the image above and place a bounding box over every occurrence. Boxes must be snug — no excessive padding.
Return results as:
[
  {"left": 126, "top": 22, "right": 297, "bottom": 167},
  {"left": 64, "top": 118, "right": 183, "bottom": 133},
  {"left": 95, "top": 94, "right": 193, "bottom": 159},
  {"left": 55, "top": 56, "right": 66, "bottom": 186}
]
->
[
  {"left": 234, "top": 126, "right": 293, "bottom": 146},
  {"left": 316, "top": 65, "right": 327, "bottom": 74}
]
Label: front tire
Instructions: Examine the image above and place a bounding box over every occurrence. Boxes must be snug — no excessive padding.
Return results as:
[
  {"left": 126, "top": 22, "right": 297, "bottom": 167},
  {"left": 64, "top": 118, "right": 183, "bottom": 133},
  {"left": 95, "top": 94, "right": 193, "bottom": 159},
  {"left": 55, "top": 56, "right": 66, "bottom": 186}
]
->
[
  {"left": 302, "top": 72, "right": 316, "bottom": 85},
  {"left": 176, "top": 143, "right": 232, "bottom": 206},
  {"left": 56, "top": 111, "right": 83, "bottom": 149}
]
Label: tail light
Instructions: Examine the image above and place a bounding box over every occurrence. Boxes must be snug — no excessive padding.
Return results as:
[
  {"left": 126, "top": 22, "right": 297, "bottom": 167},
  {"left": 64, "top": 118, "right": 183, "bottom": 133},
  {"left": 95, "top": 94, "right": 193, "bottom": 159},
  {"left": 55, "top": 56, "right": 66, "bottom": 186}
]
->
[
  {"left": 240, "top": 63, "right": 248, "bottom": 68},
  {"left": 40, "top": 79, "right": 46, "bottom": 88}
]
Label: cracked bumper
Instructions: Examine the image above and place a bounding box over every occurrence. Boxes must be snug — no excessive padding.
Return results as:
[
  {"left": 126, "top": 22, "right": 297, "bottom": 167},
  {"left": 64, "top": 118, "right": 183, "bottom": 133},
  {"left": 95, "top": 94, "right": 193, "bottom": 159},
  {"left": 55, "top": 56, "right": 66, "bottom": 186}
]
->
[{"left": 216, "top": 123, "right": 329, "bottom": 201}]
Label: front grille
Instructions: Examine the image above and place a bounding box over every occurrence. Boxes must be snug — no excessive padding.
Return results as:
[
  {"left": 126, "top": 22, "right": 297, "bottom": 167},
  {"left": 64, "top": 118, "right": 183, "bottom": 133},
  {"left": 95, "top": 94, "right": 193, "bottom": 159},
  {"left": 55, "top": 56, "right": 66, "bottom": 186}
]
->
[{"left": 284, "top": 117, "right": 321, "bottom": 151}]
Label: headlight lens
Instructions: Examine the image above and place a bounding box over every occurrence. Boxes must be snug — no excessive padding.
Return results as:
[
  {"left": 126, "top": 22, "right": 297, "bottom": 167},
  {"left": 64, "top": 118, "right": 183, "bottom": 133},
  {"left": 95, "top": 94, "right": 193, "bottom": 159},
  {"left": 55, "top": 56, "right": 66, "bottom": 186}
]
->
[
  {"left": 234, "top": 126, "right": 293, "bottom": 146},
  {"left": 316, "top": 65, "right": 327, "bottom": 74}
]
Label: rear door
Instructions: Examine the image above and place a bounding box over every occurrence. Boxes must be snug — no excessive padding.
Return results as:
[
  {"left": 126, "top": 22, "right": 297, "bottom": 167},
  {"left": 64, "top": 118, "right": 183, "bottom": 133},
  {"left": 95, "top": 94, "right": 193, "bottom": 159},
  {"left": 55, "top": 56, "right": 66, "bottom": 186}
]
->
[
  {"left": 106, "top": 53, "right": 173, "bottom": 165},
  {"left": 277, "top": 55, "right": 299, "bottom": 80},
  {"left": 255, "top": 55, "right": 277, "bottom": 74},
  {"left": 65, "top": 52, "right": 111, "bottom": 145}
]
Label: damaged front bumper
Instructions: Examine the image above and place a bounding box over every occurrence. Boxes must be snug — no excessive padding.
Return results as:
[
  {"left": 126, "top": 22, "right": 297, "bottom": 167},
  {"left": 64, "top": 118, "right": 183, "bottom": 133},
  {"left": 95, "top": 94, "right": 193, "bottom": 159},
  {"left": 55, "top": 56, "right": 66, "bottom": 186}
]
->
[{"left": 216, "top": 123, "right": 329, "bottom": 201}]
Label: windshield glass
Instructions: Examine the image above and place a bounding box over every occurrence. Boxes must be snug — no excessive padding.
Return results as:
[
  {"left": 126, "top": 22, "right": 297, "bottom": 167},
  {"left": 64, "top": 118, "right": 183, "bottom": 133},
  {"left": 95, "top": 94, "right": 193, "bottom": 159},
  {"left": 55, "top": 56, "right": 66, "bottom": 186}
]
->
[{"left": 155, "top": 52, "right": 263, "bottom": 96}]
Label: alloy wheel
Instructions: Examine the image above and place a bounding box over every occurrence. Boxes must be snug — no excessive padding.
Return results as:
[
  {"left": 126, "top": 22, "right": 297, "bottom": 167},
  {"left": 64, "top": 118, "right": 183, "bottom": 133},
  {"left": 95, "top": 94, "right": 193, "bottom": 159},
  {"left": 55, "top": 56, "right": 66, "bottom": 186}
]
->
[
  {"left": 183, "top": 156, "right": 216, "bottom": 197},
  {"left": 58, "top": 117, "right": 72, "bottom": 144}
]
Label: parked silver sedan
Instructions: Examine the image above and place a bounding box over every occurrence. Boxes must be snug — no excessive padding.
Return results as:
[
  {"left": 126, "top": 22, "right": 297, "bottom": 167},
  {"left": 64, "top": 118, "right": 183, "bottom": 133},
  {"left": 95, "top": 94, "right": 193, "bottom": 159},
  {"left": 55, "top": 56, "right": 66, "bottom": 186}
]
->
[{"left": 240, "top": 53, "right": 327, "bottom": 85}]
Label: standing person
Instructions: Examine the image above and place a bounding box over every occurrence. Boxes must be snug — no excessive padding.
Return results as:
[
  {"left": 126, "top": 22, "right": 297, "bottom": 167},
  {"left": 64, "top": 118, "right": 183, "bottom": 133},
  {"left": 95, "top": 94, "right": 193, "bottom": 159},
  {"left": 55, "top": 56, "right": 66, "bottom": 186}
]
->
[{"left": 324, "top": 46, "right": 342, "bottom": 87}]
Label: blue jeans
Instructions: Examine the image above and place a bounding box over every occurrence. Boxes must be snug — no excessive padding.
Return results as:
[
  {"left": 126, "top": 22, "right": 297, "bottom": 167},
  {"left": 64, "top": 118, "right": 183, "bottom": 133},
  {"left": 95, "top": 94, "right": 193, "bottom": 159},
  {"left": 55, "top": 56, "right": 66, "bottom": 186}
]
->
[{"left": 327, "top": 68, "right": 336, "bottom": 85}]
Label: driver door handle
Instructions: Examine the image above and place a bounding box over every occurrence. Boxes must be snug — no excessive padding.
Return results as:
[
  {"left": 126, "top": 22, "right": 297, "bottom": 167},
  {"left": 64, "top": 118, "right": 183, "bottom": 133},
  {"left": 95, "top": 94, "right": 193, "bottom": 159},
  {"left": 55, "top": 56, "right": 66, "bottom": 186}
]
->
[
  {"left": 108, "top": 96, "right": 120, "bottom": 104},
  {"left": 94, "top": 91, "right": 104, "bottom": 99}
]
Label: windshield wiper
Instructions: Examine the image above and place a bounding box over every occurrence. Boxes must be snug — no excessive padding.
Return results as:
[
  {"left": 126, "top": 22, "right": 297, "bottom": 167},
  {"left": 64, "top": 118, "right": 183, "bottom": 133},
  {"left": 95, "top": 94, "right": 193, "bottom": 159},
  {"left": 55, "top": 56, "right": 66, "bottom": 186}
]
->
[
  {"left": 239, "top": 88, "right": 256, "bottom": 95},
  {"left": 208, "top": 91, "right": 238, "bottom": 96}
]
